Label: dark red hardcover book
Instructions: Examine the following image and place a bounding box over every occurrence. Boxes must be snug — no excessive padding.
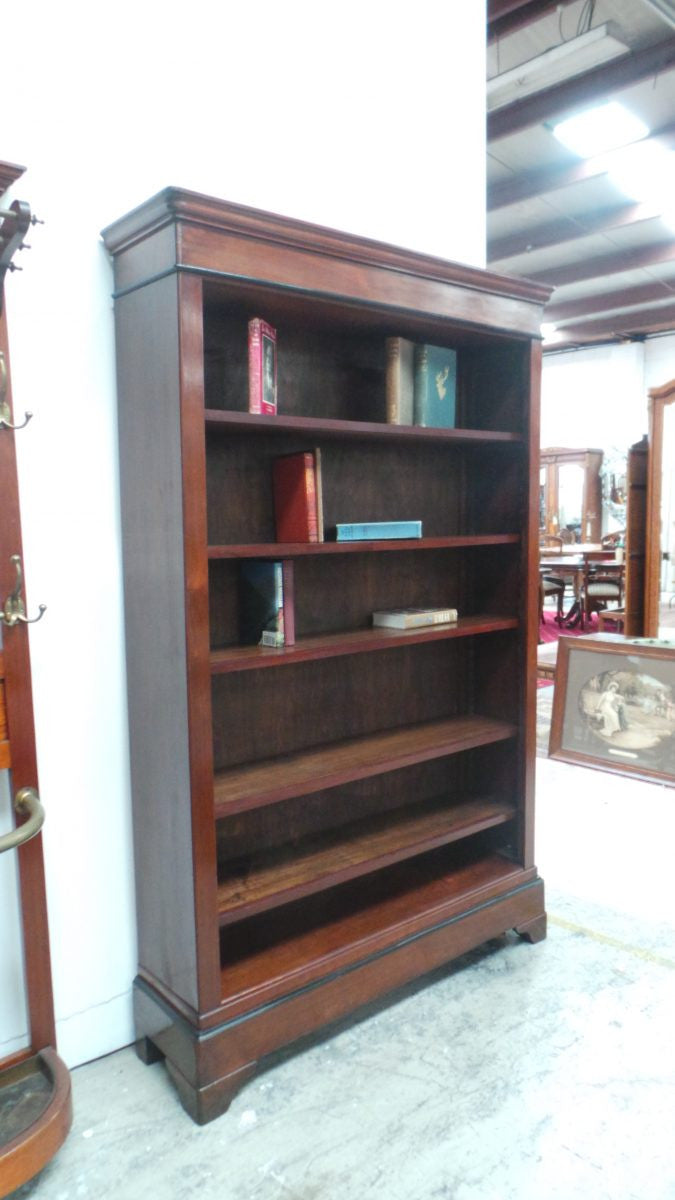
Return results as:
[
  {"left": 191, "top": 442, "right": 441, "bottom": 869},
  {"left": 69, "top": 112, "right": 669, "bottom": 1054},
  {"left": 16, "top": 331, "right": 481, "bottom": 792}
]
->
[
  {"left": 248, "top": 318, "right": 277, "bottom": 414},
  {"left": 272, "top": 450, "right": 322, "bottom": 543}
]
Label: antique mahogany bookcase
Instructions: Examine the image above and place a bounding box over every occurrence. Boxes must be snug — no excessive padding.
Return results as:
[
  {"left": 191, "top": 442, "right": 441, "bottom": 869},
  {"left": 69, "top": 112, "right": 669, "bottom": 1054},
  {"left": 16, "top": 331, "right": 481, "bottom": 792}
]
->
[{"left": 102, "top": 190, "right": 550, "bottom": 1123}]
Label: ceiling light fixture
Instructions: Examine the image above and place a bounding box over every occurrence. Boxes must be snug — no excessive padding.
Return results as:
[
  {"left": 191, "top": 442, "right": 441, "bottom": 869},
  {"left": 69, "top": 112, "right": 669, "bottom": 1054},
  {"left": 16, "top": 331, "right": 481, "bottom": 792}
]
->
[
  {"left": 552, "top": 101, "right": 649, "bottom": 158},
  {"left": 487, "top": 24, "right": 630, "bottom": 111}
]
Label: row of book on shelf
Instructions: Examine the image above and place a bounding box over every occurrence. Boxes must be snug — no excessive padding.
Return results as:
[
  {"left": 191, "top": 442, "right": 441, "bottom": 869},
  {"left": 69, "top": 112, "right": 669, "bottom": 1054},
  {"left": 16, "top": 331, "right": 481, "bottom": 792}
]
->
[
  {"left": 248, "top": 317, "right": 457, "bottom": 428},
  {"left": 238, "top": 445, "right": 457, "bottom": 647}
]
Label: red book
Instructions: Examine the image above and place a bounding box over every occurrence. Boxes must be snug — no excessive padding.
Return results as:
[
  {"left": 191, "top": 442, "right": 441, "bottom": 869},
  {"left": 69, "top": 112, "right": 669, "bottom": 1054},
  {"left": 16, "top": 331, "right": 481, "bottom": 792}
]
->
[
  {"left": 272, "top": 450, "right": 323, "bottom": 543},
  {"left": 248, "top": 318, "right": 277, "bottom": 414}
]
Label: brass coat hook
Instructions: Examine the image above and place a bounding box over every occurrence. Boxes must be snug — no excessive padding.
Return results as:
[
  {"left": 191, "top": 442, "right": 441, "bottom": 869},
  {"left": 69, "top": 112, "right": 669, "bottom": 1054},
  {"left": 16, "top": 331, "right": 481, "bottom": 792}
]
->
[
  {"left": 0, "top": 351, "right": 32, "bottom": 430},
  {"left": 2, "top": 555, "right": 46, "bottom": 627}
]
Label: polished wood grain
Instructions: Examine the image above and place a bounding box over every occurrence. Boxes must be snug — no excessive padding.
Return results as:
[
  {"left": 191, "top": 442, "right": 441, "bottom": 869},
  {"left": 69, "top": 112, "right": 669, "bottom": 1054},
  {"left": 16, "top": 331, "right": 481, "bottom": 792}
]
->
[
  {"left": 0, "top": 191, "right": 70, "bottom": 1177},
  {"left": 645, "top": 379, "right": 675, "bottom": 637},
  {"left": 0, "top": 301, "right": 55, "bottom": 1055},
  {"left": 218, "top": 850, "right": 533, "bottom": 1007},
  {"left": 208, "top": 535, "right": 521, "bottom": 559},
  {"left": 204, "top": 409, "right": 523, "bottom": 444},
  {"left": 0, "top": 650, "right": 10, "bottom": 767},
  {"left": 217, "top": 795, "right": 516, "bottom": 923},
  {"left": 0, "top": 1050, "right": 72, "bottom": 1200},
  {"left": 102, "top": 186, "right": 551, "bottom": 320},
  {"left": 114, "top": 276, "right": 202, "bottom": 1012},
  {"left": 210, "top": 614, "right": 519, "bottom": 673},
  {"left": 213, "top": 715, "right": 517, "bottom": 816},
  {"left": 623, "top": 435, "right": 647, "bottom": 637}
]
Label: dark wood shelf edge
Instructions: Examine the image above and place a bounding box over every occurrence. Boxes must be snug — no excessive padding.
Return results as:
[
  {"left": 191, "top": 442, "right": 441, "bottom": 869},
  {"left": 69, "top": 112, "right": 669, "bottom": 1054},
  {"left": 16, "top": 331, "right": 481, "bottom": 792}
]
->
[
  {"left": 208, "top": 534, "right": 521, "bottom": 559},
  {"left": 204, "top": 409, "right": 524, "bottom": 444},
  {"left": 213, "top": 715, "right": 518, "bottom": 818},
  {"left": 210, "top": 614, "right": 519, "bottom": 674},
  {"left": 216, "top": 796, "right": 517, "bottom": 926},
  {"left": 214, "top": 857, "right": 538, "bottom": 1023}
]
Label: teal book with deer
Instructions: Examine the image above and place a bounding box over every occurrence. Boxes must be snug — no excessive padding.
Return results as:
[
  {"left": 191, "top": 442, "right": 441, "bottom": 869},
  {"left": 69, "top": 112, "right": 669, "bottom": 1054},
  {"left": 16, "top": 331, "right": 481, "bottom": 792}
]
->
[{"left": 413, "top": 344, "right": 457, "bottom": 427}]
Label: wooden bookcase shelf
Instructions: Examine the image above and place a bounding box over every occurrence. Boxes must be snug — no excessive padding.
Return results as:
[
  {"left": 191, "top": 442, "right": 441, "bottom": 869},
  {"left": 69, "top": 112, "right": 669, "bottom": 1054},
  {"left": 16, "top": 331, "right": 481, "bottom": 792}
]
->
[
  {"left": 208, "top": 535, "right": 521, "bottom": 559},
  {"left": 216, "top": 794, "right": 517, "bottom": 925},
  {"left": 217, "top": 849, "right": 530, "bottom": 1021},
  {"left": 103, "top": 188, "right": 549, "bottom": 1124},
  {"left": 205, "top": 408, "right": 524, "bottom": 444},
  {"left": 213, "top": 714, "right": 518, "bottom": 817},
  {"left": 209, "top": 614, "right": 519, "bottom": 674}
]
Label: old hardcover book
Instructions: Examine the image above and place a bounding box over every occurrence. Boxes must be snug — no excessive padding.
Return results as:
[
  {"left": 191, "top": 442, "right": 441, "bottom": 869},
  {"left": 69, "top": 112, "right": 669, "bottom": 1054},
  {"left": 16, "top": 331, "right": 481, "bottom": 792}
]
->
[
  {"left": 248, "top": 318, "right": 277, "bottom": 414},
  {"left": 238, "top": 560, "right": 295, "bottom": 646},
  {"left": 272, "top": 450, "right": 323, "bottom": 543},
  {"left": 372, "top": 607, "right": 458, "bottom": 629},
  {"left": 385, "top": 336, "right": 414, "bottom": 424},
  {"left": 330, "top": 520, "right": 422, "bottom": 541},
  {"left": 413, "top": 343, "right": 457, "bottom": 427}
]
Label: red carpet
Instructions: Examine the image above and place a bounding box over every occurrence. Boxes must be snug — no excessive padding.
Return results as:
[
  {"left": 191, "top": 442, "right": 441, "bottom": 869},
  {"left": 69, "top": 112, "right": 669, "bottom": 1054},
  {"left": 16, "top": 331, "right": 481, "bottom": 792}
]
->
[
  {"left": 537, "top": 610, "right": 599, "bottom": 688},
  {"left": 539, "top": 610, "right": 598, "bottom": 642}
]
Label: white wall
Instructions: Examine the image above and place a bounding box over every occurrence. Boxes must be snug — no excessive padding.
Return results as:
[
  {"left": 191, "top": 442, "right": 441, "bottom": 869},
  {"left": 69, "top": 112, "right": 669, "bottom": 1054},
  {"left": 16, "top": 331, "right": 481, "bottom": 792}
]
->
[
  {"left": 1, "top": 1, "right": 486, "bottom": 1067},
  {"left": 541, "top": 342, "right": 648, "bottom": 451}
]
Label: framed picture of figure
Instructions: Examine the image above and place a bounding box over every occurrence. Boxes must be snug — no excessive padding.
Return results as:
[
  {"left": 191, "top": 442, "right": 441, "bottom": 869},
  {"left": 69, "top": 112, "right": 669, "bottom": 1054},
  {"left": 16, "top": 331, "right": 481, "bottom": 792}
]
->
[{"left": 549, "top": 634, "right": 675, "bottom": 785}]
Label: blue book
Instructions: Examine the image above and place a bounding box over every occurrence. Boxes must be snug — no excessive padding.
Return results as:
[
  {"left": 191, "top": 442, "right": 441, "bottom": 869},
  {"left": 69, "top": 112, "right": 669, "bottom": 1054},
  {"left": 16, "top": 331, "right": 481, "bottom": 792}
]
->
[
  {"left": 331, "top": 521, "right": 422, "bottom": 541},
  {"left": 413, "top": 344, "right": 457, "bottom": 427}
]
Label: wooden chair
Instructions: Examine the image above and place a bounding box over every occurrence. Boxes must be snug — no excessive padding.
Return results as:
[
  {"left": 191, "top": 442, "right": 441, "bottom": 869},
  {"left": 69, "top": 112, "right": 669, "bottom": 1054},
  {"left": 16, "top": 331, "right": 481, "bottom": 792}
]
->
[
  {"left": 539, "top": 534, "right": 563, "bottom": 551},
  {"left": 539, "top": 569, "right": 565, "bottom": 625},
  {"left": 579, "top": 561, "right": 624, "bottom": 629}
]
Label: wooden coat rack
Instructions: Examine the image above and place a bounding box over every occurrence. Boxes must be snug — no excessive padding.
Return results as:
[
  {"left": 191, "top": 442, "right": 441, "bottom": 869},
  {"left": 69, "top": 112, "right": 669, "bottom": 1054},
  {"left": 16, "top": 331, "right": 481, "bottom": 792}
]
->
[{"left": 0, "top": 161, "right": 71, "bottom": 1197}]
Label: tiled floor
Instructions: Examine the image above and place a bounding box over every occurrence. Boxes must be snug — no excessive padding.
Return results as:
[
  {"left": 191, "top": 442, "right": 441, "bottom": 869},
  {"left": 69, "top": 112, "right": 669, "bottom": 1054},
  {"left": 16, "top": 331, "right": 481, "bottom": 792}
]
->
[{"left": 10, "top": 731, "right": 675, "bottom": 1199}]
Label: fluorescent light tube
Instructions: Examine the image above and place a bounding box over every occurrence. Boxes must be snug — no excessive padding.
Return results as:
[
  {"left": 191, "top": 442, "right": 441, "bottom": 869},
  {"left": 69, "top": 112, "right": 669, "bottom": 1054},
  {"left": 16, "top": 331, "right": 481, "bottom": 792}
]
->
[
  {"left": 488, "top": 25, "right": 629, "bottom": 111},
  {"left": 552, "top": 101, "right": 649, "bottom": 158}
]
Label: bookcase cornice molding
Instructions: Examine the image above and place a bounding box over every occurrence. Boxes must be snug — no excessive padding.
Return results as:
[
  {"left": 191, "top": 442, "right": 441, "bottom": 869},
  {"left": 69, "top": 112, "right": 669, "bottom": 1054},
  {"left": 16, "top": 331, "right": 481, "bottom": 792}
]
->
[{"left": 102, "top": 186, "right": 553, "bottom": 311}]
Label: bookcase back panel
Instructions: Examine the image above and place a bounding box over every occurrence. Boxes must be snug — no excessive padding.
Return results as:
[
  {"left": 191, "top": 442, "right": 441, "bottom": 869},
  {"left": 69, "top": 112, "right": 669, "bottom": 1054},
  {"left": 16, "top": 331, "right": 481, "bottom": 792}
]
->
[
  {"left": 208, "top": 546, "right": 521, "bottom": 648},
  {"left": 218, "top": 832, "right": 511, "bottom": 971},
  {"left": 203, "top": 289, "right": 531, "bottom": 429},
  {"left": 206, "top": 435, "right": 523, "bottom": 545},
  {"left": 205, "top": 309, "right": 385, "bottom": 422},
  {"left": 473, "top": 631, "right": 523, "bottom": 719},
  {"left": 458, "top": 343, "right": 531, "bottom": 432},
  {"left": 211, "top": 640, "right": 471, "bottom": 770},
  {"left": 215, "top": 739, "right": 518, "bottom": 863}
]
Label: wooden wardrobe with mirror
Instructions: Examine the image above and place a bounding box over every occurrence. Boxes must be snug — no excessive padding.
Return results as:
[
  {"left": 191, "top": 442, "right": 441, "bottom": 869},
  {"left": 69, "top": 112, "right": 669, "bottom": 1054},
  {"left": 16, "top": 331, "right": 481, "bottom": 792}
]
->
[{"left": 540, "top": 446, "right": 603, "bottom": 543}]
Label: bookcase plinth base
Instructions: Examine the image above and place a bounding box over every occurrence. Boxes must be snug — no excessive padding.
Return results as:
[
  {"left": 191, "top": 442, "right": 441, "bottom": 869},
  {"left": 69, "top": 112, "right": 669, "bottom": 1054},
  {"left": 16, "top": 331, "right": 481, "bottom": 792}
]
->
[{"left": 133, "top": 873, "right": 545, "bottom": 1124}]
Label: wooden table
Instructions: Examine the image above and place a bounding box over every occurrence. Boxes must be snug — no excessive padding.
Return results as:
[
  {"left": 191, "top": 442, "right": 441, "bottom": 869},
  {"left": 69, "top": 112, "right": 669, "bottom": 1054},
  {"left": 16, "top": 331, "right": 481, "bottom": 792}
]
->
[{"left": 540, "top": 551, "right": 621, "bottom": 628}]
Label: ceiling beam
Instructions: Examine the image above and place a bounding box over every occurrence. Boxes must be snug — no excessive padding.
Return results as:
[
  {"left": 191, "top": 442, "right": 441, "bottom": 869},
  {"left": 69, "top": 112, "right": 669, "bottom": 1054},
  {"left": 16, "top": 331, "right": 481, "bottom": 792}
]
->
[
  {"left": 488, "top": 35, "right": 675, "bottom": 140},
  {"left": 524, "top": 239, "right": 675, "bottom": 287},
  {"left": 546, "top": 300, "right": 675, "bottom": 347},
  {"left": 488, "top": 201, "right": 658, "bottom": 263},
  {"left": 547, "top": 279, "right": 675, "bottom": 323},
  {"left": 487, "top": 0, "right": 574, "bottom": 44},
  {"left": 488, "top": 120, "right": 675, "bottom": 209}
]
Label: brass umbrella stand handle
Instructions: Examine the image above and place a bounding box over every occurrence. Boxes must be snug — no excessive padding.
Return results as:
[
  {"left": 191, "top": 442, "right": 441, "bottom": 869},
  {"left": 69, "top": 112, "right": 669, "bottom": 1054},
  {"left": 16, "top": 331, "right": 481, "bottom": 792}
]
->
[{"left": 0, "top": 786, "right": 44, "bottom": 854}]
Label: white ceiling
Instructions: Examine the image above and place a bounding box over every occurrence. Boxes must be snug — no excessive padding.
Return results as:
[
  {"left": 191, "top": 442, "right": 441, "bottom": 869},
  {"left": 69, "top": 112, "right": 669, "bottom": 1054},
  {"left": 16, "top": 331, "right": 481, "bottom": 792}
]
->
[{"left": 487, "top": 0, "right": 675, "bottom": 348}]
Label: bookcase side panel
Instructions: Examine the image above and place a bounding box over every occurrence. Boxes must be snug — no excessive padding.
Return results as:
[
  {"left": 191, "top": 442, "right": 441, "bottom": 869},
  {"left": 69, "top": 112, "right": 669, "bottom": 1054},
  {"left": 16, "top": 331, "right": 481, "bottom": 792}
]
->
[
  {"left": 522, "top": 339, "right": 543, "bottom": 868},
  {"left": 115, "top": 276, "right": 199, "bottom": 1011}
]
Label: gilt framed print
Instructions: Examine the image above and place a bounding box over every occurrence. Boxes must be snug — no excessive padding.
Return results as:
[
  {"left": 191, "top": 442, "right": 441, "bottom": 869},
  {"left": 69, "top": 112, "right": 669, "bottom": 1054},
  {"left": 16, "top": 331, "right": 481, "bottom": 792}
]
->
[{"left": 549, "top": 634, "right": 675, "bottom": 785}]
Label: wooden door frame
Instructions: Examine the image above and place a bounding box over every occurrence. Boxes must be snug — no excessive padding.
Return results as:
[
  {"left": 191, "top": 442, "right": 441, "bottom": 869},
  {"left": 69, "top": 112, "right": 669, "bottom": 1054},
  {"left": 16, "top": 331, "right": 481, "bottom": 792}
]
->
[{"left": 645, "top": 379, "right": 675, "bottom": 637}]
